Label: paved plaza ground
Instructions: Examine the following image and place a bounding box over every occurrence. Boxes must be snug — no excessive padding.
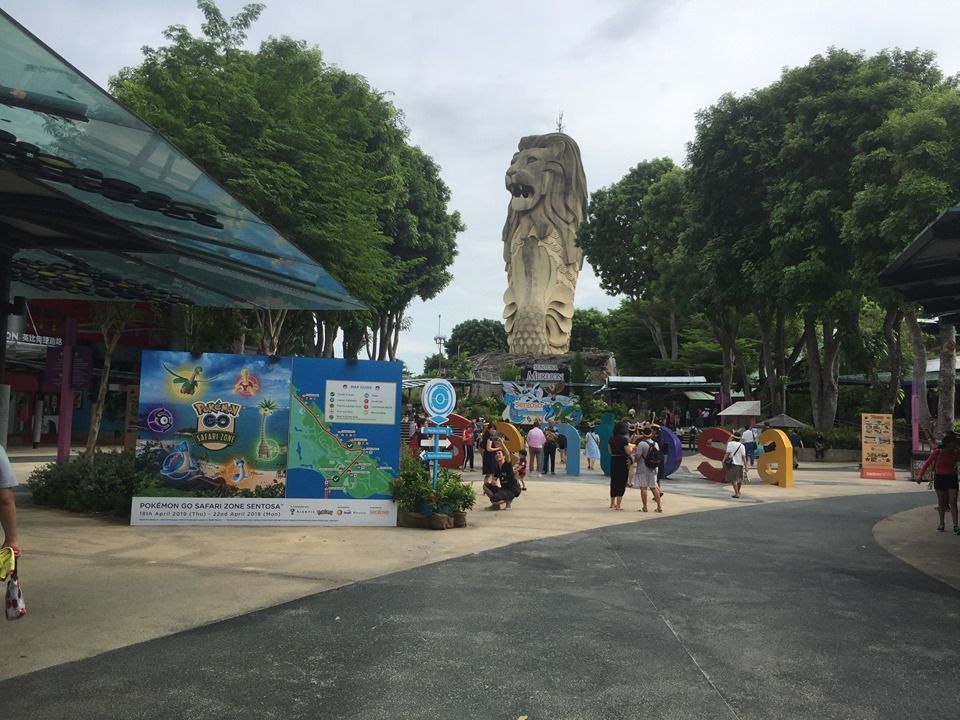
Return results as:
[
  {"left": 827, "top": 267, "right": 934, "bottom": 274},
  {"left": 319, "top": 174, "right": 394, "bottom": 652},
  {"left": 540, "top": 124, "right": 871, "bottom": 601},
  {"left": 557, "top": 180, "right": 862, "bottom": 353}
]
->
[{"left": 1, "top": 448, "right": 958, "bottom": 718}]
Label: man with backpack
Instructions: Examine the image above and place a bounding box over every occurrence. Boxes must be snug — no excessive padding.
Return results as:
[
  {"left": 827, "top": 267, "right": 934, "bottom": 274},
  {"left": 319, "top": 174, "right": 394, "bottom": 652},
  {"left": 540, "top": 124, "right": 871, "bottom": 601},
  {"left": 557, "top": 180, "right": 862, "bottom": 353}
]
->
[{"left": 633, "top": 428, "right": 663, "bottom": 513}]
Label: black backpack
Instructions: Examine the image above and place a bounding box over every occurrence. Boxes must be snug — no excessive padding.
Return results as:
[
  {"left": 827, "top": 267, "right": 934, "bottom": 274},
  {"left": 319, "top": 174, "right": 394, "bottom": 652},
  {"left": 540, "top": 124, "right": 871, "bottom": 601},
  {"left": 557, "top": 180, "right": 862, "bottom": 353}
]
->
[{"left": 643, "top": 441, "right": 661, "bottom": 469}]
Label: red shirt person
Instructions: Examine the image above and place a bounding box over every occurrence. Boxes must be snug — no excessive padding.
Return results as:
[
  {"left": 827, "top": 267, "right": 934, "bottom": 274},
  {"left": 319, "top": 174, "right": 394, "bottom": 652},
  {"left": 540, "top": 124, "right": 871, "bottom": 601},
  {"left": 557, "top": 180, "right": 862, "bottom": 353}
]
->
[{"left": 918, "top": 432, "right": 960, "bottom": 534}]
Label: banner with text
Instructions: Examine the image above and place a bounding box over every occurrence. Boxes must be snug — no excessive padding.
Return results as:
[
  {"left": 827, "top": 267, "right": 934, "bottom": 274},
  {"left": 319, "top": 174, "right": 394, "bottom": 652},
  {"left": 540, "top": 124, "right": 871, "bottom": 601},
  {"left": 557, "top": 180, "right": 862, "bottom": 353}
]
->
[
  {"left": 133, "top": 351, "right": 402, "bottom": 525},
  {"left": 860, "top": 413, "right": 895, "bottom": 480}
]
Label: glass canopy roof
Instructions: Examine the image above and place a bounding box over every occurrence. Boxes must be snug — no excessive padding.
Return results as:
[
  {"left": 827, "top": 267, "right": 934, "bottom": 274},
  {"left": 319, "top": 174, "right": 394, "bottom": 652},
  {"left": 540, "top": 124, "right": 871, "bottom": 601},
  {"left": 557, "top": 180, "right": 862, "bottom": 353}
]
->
[{"left": 0, "top": 9, "right": 363, "bottom": 311}]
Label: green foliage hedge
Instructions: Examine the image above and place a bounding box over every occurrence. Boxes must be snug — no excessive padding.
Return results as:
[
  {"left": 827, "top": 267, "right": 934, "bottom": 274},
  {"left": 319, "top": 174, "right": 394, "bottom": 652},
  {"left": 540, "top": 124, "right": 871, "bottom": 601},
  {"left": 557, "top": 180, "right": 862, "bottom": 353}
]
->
[
  {"left": 28, "top": 449, "right": 288, "bottom": 517},
  {"left": 29, "top": 450, "right": 169, "bottom": 517}
]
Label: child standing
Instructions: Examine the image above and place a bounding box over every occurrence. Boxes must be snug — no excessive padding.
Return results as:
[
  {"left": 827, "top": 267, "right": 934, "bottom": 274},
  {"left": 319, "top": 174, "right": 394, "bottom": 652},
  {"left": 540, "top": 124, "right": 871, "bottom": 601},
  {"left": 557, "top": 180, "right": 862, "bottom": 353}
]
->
[{"left": 516, "top": 449, "right": 528, "bottom": 491}]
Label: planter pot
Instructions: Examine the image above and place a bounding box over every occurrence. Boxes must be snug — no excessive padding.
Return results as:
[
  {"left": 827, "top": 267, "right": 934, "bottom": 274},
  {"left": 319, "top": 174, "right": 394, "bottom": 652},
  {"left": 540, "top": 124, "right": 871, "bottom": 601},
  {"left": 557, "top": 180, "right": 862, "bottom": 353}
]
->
[
  {"left": 397, "top": 510, "right": 428, "bottom": 529},
  {"left": 452, "top": 511, "right": 467, "bottom": 528},
  {"left": 429, "top": 512, "right": 452, "bottom": 530}
]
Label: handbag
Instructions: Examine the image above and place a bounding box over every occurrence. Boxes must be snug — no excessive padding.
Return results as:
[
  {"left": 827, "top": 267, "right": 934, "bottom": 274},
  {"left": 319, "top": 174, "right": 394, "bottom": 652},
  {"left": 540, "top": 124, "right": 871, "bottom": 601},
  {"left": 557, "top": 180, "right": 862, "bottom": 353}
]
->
[{"left": 5, "top": 567, "right": 26, "bottom": 621}]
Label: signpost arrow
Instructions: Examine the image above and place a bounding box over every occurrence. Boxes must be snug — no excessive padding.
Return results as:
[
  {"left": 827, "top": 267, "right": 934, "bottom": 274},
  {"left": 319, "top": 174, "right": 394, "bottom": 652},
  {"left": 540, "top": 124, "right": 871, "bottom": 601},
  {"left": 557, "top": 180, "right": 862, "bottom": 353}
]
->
[
  {"left": 420, "top": 425, "right": 454, "bottom": 436},
  {"left": 421, "top": 437, "right": 451, "bottom": 449},
  {"left": 422, "top": 451, "right": 455, "bottom": 461}
]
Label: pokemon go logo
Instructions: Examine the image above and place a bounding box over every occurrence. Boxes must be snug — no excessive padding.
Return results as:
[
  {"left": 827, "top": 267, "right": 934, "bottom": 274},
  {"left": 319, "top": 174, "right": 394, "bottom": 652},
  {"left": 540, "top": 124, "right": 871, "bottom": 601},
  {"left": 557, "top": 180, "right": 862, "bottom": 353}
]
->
[{"left": 192, "top": 399, "right": 242, "bottom": 450}]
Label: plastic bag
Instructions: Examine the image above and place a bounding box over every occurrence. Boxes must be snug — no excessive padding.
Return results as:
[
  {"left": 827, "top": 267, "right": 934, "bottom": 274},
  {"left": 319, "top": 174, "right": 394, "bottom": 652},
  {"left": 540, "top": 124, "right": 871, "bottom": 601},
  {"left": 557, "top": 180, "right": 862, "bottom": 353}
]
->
[{"left": 5, "top": 569, "right": 26, "bottom": 620}]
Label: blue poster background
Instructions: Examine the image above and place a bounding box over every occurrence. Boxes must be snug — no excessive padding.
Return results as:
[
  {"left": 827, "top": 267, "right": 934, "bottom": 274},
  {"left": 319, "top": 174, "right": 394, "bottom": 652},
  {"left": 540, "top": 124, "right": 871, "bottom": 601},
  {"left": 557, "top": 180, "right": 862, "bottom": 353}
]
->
[
  {"left": 286, "top": 358, "right": 403, "bottom": 499},
  {"left": 136, "top": 351, "right": 292, "bottom": 492}
]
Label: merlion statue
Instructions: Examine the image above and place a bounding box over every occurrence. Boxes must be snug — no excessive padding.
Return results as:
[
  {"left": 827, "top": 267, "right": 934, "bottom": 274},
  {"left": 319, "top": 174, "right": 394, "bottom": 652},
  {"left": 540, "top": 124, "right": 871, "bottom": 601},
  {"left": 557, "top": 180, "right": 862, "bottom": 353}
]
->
[{"left": 502, "top": 133, "right": 587, "bottom": 355}]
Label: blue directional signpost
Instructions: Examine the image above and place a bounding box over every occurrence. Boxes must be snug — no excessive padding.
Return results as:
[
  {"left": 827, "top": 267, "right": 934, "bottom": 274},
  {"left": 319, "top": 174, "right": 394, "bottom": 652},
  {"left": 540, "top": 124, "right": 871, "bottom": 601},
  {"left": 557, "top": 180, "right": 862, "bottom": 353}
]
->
[{"left": 421, "top": 378, "right": 457, "bottom": 485}]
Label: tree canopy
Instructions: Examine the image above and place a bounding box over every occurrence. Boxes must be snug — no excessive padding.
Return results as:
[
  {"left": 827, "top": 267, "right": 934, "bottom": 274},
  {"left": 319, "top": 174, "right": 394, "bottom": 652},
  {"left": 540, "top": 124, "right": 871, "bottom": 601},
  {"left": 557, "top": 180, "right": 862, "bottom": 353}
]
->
[
  {"left": 446, "top": 319, "right": 508, "bottom": 356},
  {"left": 110, "top": 0, "right": 461, "bottom": 359}
]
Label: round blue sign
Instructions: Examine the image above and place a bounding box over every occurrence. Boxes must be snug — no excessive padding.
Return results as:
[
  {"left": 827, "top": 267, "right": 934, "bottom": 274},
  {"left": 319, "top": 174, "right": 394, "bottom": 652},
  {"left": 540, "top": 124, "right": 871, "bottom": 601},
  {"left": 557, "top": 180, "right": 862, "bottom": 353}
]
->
[{"left": 422, "top": 378, "right": 456, "bottom": 421}]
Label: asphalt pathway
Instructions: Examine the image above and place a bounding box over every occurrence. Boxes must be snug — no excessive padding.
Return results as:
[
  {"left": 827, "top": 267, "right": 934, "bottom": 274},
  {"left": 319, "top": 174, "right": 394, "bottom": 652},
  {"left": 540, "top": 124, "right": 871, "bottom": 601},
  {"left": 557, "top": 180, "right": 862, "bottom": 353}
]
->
[{"left": 4, "top": 492, "right": 957, "bottom": 719}]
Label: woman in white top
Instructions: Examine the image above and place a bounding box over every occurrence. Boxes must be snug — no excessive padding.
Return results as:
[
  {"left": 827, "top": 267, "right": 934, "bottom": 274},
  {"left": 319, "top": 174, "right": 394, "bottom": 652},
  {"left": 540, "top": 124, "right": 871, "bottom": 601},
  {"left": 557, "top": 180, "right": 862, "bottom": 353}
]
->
[{"left": 724, "top": 431, "right": 747, "bottom": 499}]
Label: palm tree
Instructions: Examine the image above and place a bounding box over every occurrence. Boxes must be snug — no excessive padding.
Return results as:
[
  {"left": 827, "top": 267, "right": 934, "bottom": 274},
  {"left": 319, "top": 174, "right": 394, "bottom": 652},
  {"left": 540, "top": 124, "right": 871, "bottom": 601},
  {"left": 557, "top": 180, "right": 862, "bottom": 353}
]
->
[{"left": 257, "top": 398, "right": 278, "bottom": 458}]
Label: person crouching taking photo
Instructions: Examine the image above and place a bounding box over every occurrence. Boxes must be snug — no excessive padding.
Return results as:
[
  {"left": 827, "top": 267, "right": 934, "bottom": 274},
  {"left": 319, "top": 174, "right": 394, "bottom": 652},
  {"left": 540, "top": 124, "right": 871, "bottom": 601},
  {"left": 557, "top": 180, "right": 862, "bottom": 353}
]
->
[{"left": 483, "top": 448, "right": 521, "bottom": 510}]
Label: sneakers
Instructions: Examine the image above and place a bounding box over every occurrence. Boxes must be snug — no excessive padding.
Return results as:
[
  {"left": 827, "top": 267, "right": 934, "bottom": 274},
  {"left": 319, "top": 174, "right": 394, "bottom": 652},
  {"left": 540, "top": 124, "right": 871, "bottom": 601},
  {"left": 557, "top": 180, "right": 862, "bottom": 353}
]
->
[
  {"left": 504, "top": 501, "right": 512, "bottom": 510},
  {"left": 937, "top": 523, "right": 945, "bottom": 532},
  {"left": 954, "top": 526, "right": 960, "bottom": 535}
]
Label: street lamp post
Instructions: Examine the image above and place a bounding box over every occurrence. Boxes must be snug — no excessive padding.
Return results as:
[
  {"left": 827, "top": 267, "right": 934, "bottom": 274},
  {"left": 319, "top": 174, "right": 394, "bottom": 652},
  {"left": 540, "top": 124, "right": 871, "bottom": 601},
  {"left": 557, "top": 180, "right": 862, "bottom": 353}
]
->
[{"left": 433, "top": 314, "right": 446, "bottom": 377}]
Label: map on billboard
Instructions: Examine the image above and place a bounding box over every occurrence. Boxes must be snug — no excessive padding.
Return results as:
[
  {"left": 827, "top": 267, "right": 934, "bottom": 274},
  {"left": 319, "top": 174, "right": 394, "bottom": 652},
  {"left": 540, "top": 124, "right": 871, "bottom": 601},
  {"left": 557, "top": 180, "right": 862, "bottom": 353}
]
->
[{"left": 286, "top": 358, "right": 402, "bottom": 500}]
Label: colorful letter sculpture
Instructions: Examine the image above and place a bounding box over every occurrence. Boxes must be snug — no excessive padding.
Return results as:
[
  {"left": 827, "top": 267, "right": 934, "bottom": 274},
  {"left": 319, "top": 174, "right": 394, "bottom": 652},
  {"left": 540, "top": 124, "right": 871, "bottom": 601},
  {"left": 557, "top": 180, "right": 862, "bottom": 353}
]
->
[
  {"left": 756, "top": 428, "right": 793, "bottom": 487},
  {"left": 658, "top": 426, "right": 682, "bottom": 478},
  {"left": 696, "top": 426, "right": 794, "bottom": 487},
  {"left": 557, "top": 422, "right": 581, "bottom": 476},
  {"left": 494, "top": 421, "right": 526, "bottom": 464},
  {"left": 598, "top": 412, "right": 615, "bottom": 476},
  {"left": 696, "top": 427, "right": 731, "bottom": 483}
]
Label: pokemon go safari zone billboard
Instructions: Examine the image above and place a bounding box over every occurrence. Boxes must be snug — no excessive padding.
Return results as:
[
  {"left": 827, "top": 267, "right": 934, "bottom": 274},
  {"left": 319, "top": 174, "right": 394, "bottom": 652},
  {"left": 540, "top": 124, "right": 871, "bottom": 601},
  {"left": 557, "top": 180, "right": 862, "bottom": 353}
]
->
[{"left": 132, "top": 351, "right": 402, "bottom": 527}]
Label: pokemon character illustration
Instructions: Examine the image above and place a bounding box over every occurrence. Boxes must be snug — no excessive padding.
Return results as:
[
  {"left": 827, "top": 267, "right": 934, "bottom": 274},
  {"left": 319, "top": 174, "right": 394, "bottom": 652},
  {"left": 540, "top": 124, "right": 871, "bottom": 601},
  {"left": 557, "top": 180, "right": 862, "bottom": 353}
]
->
[
  {"left": 233, "top": 369, "right": 260, "bottom": 397},
  {"left": 231, "top": 457, "right": 247, "bottom": 484},
  {"left": 163, "top": 363, "right": 222, "bottom": 395},
  {"left": 160, "top": 441, "right": 199, "bottom": 482}
]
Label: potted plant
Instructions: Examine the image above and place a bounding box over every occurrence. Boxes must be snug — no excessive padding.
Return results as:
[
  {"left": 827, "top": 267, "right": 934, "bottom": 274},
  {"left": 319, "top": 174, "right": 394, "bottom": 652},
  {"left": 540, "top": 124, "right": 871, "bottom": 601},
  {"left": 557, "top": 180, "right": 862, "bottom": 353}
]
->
[
  {"left": 392, "top": 449, "right": 432, "bottom": 529},
  {"left": 432, "top": 467, "right": 477, "bottom": 528}
]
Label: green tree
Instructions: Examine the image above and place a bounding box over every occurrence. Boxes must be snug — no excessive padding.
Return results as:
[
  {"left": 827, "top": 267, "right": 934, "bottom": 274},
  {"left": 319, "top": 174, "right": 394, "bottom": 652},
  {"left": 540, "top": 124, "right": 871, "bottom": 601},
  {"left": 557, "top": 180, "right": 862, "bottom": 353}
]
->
[
  {"left": 373, "top": 145, "right": 464, "bottom": 360},
  {"left": 422, "top": 352, "right": 472, "bottom": 379},
  {"left": 110, "top": 1, "right": 458, "bottom": 359},
  {"left": 570, "top": 309, "right": 610, "bottom": 351},
  {"left": 687, "top": 48, "right": 948, "bottom": 427},
  {"left": 446, "top": 319, "right": 508, "bottom": 356},
  {"left": 578, "top": 159, "right": 693, "bottom": 360}
]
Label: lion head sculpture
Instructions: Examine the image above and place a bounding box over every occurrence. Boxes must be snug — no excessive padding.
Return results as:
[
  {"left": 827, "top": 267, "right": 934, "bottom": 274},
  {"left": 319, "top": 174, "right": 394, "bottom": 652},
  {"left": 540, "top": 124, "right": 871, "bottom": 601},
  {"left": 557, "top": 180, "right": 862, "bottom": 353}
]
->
[
  {"left": 501, "top": 133, "right": 588, "bottom": 355},
  {"left": 502, "top": 133, "right": 588, "bottom": 271}
]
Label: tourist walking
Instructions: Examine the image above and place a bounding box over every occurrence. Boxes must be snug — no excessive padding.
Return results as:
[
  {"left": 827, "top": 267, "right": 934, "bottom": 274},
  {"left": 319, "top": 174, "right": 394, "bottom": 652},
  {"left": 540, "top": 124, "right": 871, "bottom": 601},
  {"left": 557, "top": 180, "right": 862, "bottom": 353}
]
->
[
  {"left": 462, "top": 421, "right": 476, "bottom": 471},
  {"left": 526, "top": 419, "right": 546, "bottom": 476},
  {"left": 543, "top": 418, "right": 559, "bottom": 475},
  {"left": 724, "top": 431, "right": 747, "bottom": 499},
  {"left": 585, "top": 425, "right": 601, "bottom": 470},
  {"left": 633, "top": 428, "right": 662, "bottom": 513},
  {"left": 788, "top": 429, "right": 803, "bottom": 469},
  {"left": 0, "top": 445, "right": 20, "bottom": 555},
  {"left": 741, "top": 426, "right": 757, "bottom": 466},
  {"left": 608, "top": 420, "right": 631, "bottom": 510},
  {"left": 917, "top": 431, "right": 960, "bottom": 534}
]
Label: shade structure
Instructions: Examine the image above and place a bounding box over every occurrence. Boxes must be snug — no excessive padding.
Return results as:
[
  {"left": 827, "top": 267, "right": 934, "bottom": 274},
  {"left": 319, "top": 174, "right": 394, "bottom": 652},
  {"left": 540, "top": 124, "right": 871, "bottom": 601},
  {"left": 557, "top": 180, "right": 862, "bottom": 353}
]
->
[
  {"left": 0, "top": 9, "right": 362, "bottom": 311},
  {"left": 879, "top": 203, "right": 960, "bottom": 319},
  {"left": 683, "top": 390, "right": 715, "bottom": 401},
  {"left": 717, "top": 400, "right": 760, "bottom": 417},
  {"left": 762, "top": 413, "right": 808, "bottom": 429}
]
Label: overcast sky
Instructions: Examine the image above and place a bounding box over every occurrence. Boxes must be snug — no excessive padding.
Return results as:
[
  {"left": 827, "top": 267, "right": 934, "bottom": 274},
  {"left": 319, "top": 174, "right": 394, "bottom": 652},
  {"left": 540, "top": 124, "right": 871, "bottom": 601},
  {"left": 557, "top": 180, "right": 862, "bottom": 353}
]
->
[{"left": 7, "top": 0, "right": 960, "bottom": 373}]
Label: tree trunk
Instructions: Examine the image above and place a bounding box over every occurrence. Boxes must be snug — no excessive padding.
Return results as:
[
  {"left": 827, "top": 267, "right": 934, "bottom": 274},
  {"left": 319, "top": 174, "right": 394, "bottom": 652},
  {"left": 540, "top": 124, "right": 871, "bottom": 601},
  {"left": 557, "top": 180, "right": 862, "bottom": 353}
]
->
[
  {"left": 709, "top": 310, "right": 741, "bottom": 410},
  {"left": 389, "top": 311, "right": 403, "bottom": 361},
  {"left": 937, "top": 320, "right": 956, "bottom": 436},
  {"left": 85, "top": 332, "right": 122, "bottom": 455},
  {"left": 805, "top": 316, "right": 842, "bottom": 431},
  {"left": 321, "top": 321, "right": 338, "bottom": 357},
  {"left": 256, "top": 309, "right": 287, "bottom": 356},
  {"left": 640, "top": 313, "right": 668, "bottom": 360},
  {"left": 669, "top": 307, "right": 680, "bottom": 360},
  {"left": 879, "top": 306, "right": 904, "bottom": 414},
  {"left": 904, "top": 305, "right": 932, "bottom": 432}
]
